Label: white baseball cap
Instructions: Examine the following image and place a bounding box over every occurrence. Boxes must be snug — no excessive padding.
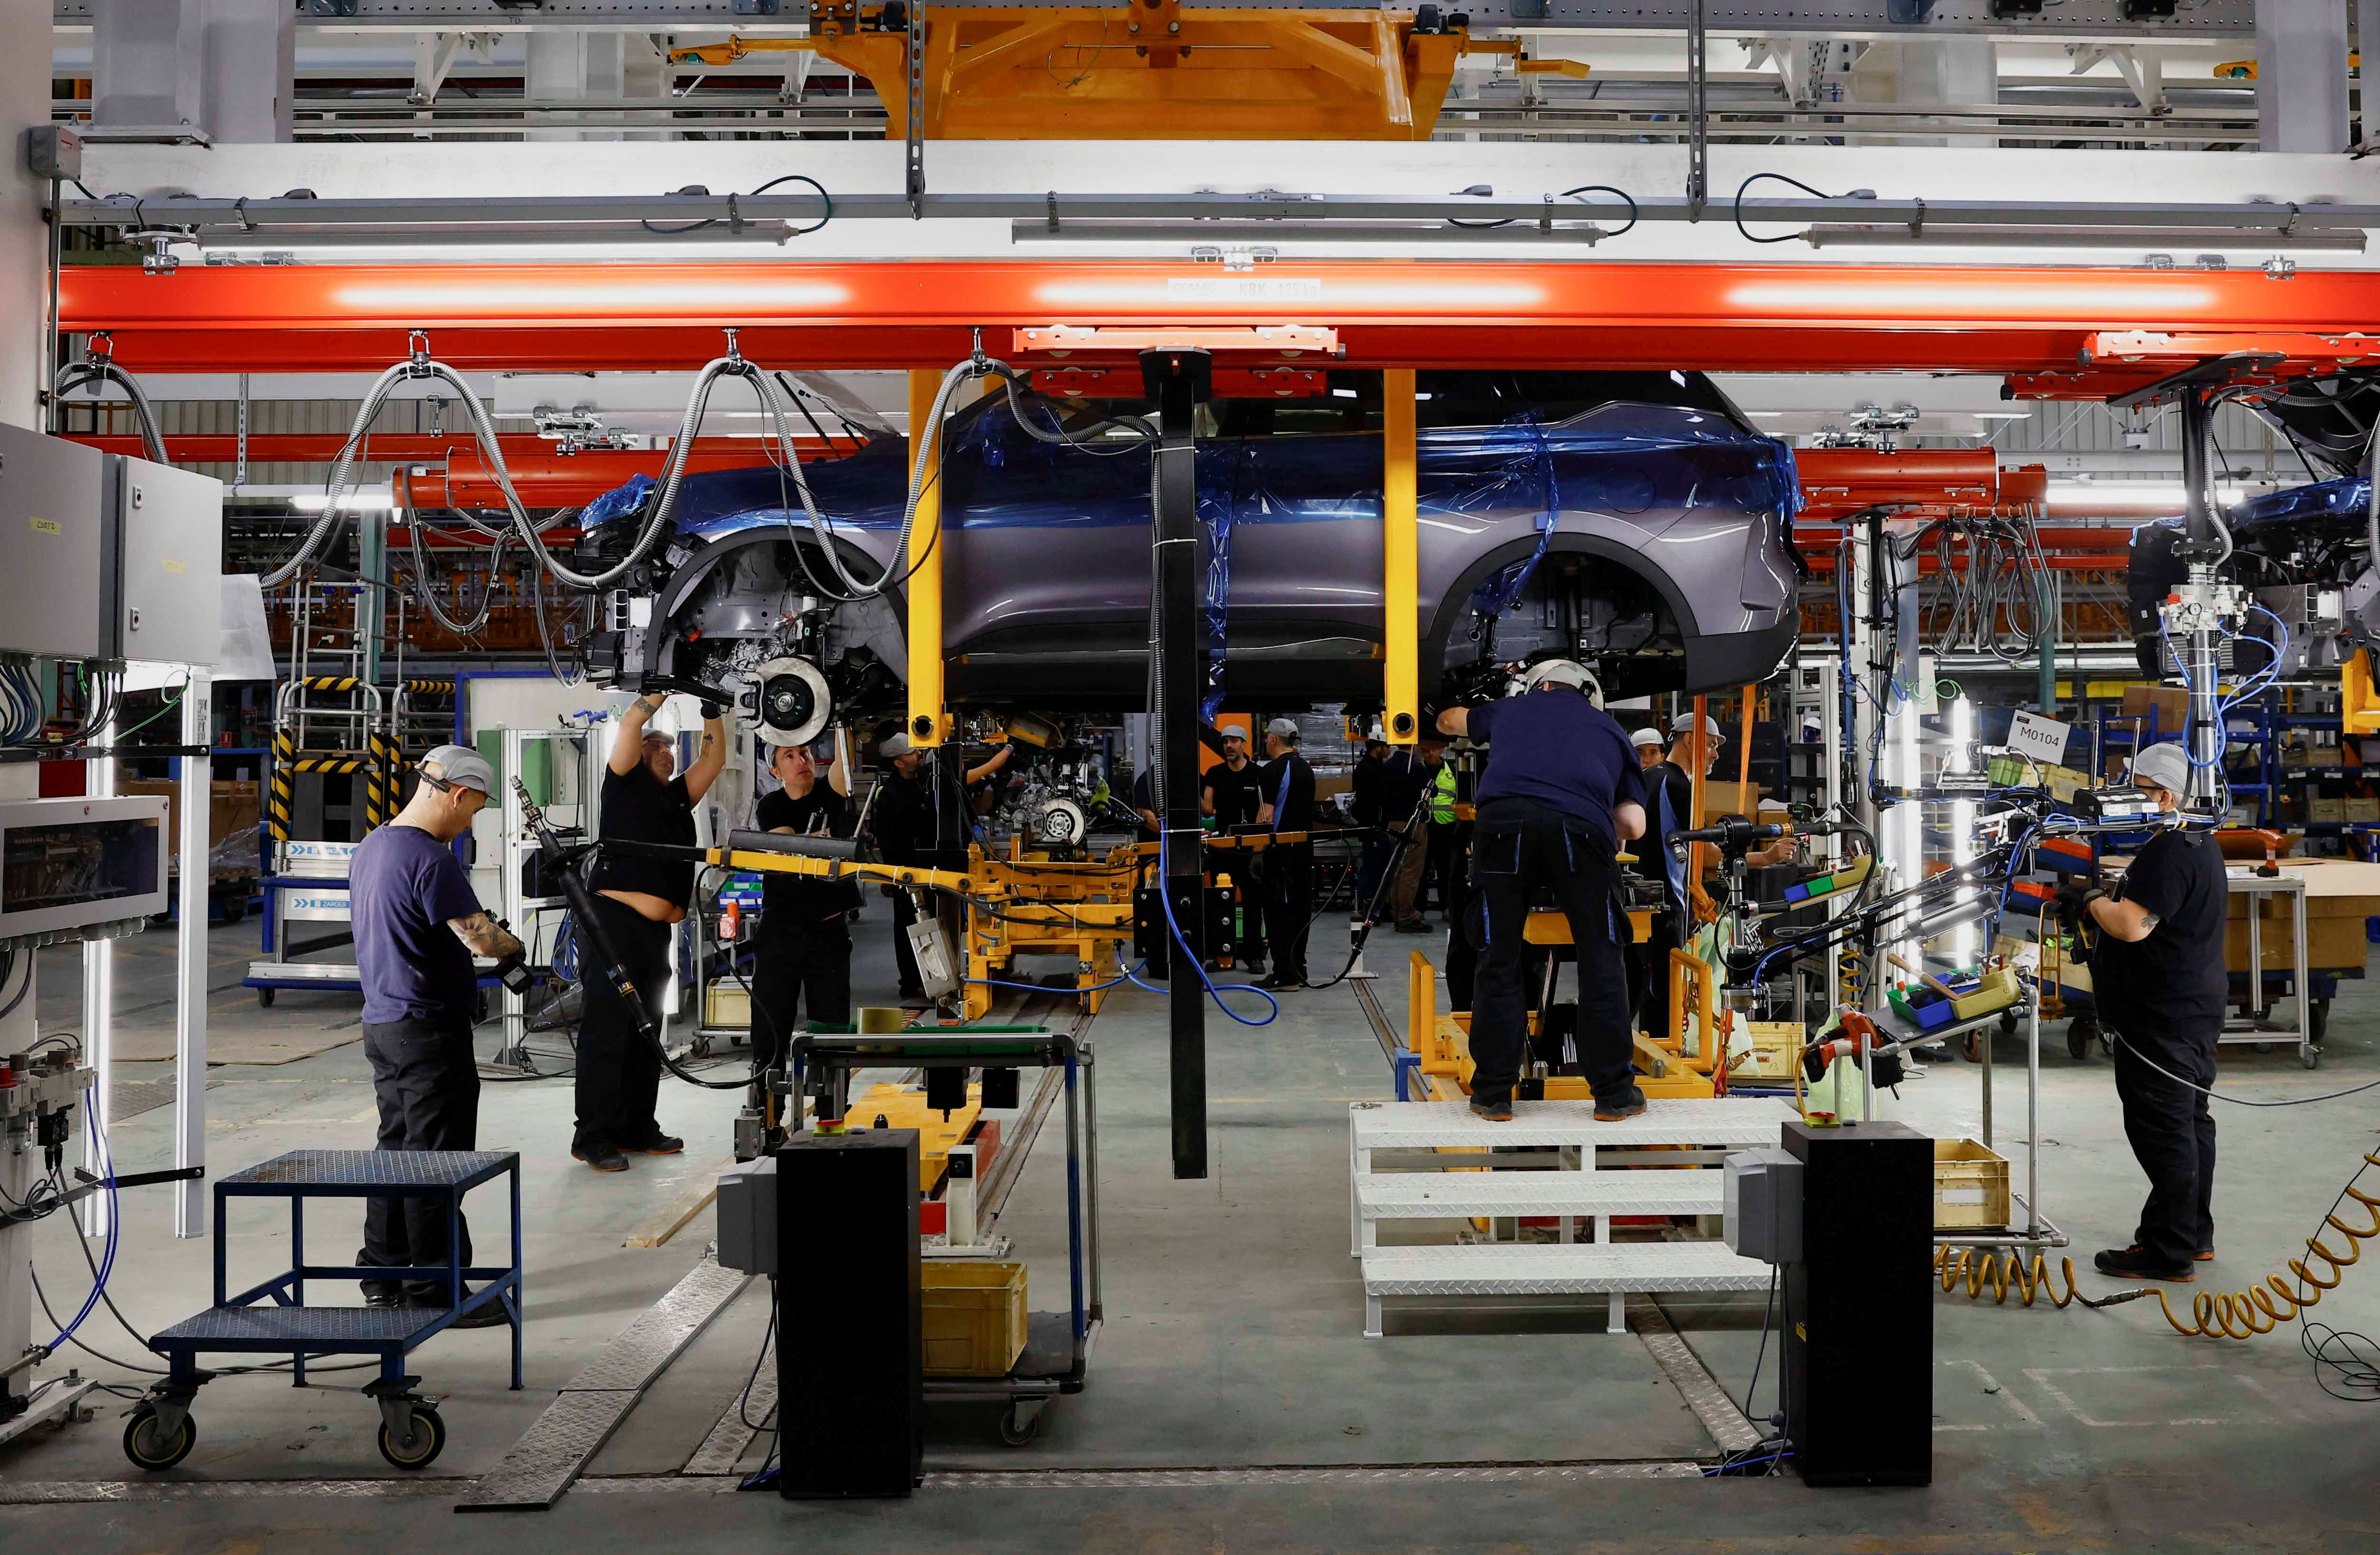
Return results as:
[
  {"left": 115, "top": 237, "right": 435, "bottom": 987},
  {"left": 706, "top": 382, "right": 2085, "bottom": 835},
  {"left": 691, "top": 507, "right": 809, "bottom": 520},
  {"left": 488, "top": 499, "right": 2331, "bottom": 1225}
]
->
[
  {"left": 1670, "top": 713, "right": 1726, "bottom": 741},
  {"left": 1630, "top": 727, "right": 1664, "bottom": 749},
  {"left": 1217, "top": 719, "right": 1251, "bottom": 741},
  {"left": 1265, "top": 717, "right": 1301, "bottom": 739},
  {"left": 2128, "top": 742, "right": 2193, "bottom": 795},
  {"left": 879, "top": 732, "right": 913, "bottom": 759}
]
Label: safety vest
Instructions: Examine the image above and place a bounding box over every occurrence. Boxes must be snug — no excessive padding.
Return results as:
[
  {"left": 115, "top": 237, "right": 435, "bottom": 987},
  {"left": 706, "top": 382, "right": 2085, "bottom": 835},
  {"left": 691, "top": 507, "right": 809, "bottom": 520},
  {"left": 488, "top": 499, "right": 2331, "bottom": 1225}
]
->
[{"left": 1427, "top": 763, "right": 1456, "bottom": 824}]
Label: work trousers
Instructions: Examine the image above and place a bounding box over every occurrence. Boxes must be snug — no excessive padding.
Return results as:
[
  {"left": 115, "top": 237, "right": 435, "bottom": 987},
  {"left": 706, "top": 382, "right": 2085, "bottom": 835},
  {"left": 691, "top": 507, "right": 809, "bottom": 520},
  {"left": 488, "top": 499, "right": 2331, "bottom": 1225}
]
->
[
  {"left": 1470, "top": 820, "right": 1634, "bottom": 1109},
  {"left": 357, "top": 1014, "right": 479, "bottom": 1299},
  {"left": 2112, "top": 1021, "right": 2218, "bottom": 1268},
  {"left": 1637, "top": 906, "right": 1686, "bottom": 1046},
  {"left": 1228, "top": 856, "right": 1268, "bottom": 967},
  {"left": 1259, "top": 841, "right": 1313, "bottom": 982},
  {"left": 892, "top": 850, "right": 967, "bottom": 996},
  {"left": 1352, "top": 835, "right": 1394, "bottom": 921},
  {"left": 1425, "top": 820, "right": 1459, "bottom": 914},
  {"left": 574, "top": 896, "right": 670, "bottom": 1153},
  {"left": 750, "top": 926, "right": 853, "bottom": 1078},
  {"left": 1388, "top": 825, "right": 1430, "bottom": 925}
]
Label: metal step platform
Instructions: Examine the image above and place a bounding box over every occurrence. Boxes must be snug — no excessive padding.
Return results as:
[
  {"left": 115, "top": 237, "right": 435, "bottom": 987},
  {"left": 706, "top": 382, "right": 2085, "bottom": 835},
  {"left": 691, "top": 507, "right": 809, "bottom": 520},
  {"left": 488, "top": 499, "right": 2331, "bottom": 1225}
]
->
[
  {"left": 1358, "top": 1241, "right": 1771, "bottom": 1338},
  {"left": 1347, "top": 1097, "right": 1791, "bottom": 1337}
]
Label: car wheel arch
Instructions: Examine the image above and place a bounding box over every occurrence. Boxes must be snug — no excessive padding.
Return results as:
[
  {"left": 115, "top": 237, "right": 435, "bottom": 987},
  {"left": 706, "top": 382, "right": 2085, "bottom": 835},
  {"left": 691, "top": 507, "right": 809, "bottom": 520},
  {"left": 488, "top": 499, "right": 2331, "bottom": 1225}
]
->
[
  {"left": 640, "top": 527, "right": 904, "bottom": 682},
  {"left": 1422, "top": 529, "right": 1700, "bottom": 692}
]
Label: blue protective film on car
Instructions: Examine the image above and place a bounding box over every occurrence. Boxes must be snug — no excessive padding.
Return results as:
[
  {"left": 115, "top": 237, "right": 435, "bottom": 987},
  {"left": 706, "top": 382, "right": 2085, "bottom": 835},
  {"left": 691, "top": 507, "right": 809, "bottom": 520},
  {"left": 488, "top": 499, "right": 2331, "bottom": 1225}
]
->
[
  {"left": 1463, "top": 412, "right": 1559, "bottom": 619},
  {"left": 2228, "top": 475, "right": 2373, "bottom": 532}
]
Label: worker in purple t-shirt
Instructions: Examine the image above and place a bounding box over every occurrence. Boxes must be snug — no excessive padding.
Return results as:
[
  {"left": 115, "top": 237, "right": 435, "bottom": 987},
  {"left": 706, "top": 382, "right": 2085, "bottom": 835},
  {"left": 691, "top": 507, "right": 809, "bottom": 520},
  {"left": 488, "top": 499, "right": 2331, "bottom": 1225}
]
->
[{"left": 346, "top": 744, "right": 519, "bottom": 1323}]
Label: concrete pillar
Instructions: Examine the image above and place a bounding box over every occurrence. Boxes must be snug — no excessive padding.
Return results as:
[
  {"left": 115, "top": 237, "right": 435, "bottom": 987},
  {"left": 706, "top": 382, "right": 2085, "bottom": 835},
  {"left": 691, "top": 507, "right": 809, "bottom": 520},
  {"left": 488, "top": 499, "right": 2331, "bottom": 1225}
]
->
[
  {"left": 200, "top": 0, "right": 297, "bottom": 142},
  {"left": 2259, "top": 0, "right": 2350, "bottom": 153},
  {"left": 526, "top": 30, "right": 634, "bottom": 141},
  {"left": 91, "top": 0, "right": 204, "bottom": 134},
  {"left": 1846, "top": 39, "right": 1992, "bottom": 147}
]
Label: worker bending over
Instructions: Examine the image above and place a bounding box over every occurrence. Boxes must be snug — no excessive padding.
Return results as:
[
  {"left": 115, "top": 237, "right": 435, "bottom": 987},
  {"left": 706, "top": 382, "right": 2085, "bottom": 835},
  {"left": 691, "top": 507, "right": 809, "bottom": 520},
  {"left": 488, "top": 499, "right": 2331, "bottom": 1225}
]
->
[
  {"left": 1437, "top": 661, "right": 1647, "bottom": 1123},
  {"left": 750, "top": 738, "right": 856, "bottom": 1084},
  {"left": 575, "top": 693, "right": 725, "bottom": 1174},
  {"left": 873, "top": 731, "right": 1012, "bottom": 1004},
  {"left": 2059, "top": 742, "right": 2226, "bottom": 1284}
]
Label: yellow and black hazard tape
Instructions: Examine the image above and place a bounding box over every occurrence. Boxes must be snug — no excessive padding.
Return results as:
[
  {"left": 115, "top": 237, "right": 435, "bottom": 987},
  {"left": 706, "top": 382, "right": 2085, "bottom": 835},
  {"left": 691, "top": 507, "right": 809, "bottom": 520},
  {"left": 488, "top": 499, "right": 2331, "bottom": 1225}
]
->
[{"left": 299, "top": 675, "right": 366, "bottom": 693}]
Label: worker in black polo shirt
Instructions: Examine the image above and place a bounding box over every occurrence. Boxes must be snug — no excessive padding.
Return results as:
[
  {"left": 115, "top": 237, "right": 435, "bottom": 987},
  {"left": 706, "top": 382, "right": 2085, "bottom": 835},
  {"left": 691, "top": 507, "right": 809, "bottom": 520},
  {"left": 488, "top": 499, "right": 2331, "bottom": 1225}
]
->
[
  {"left": 2060, "top": 742, "right": 2228, "bottom": 1284},
  {"left": 1201, "top": 719, "right": 1268, "bottom": 974},
  {"left": 575, "top": 693, "right": 726, "bottom": 1174},
  {"left": 1253, "top": 717, "right": 1317, "bottom": 990},
  {"left": 870, "top": 731, "right": 1012, "bottom": 1003},
  {"left": 1639, "top": 711, "right": 1719, "bottom": 1049},
  {"left": 1436, "top": 661, "right": 1648, "bottom": 1123},
  {"left": 749, "top": 738, "right": 856, "bottom": 1086}
]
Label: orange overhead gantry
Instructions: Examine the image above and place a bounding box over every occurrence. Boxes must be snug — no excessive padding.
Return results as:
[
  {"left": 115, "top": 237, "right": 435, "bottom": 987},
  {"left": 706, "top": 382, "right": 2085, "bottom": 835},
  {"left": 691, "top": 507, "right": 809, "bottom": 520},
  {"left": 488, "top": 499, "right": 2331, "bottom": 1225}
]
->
[{"left": 55, "top": 260, "right": 2380, "bottom": 385}]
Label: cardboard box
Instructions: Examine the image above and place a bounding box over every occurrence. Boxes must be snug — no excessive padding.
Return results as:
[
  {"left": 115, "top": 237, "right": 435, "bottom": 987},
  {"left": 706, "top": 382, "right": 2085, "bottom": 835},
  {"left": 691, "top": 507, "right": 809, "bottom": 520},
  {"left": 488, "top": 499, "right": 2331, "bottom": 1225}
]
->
[
  {"left": 2121, "top": 684, "right": 2190, "bottom": 733},
  {"left": 2310, "top": 797, "right": 2349, "bottom": 824},
  {"left": 2349, "top": 799, "right": 2380, "bottom": 824},
  {"left": 120, "top": 778, "right": 261, "bottom": 856},
  {"left": 1691, "top": 780, "right": 1765, "bottom": 821},
  {"left": 2224, "top": 892, "right": 2380, "bottom": 972}
]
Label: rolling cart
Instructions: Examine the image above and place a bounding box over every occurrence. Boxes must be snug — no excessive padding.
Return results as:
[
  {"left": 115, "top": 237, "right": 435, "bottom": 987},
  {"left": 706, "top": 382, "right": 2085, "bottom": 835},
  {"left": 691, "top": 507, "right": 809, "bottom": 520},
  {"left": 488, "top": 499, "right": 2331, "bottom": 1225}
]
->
[
  {"left": 795, "top": 1020, "right": 1100, "bottom": 1446},
  {"left": 127, "top": 1149, "right": 523, "bottom": 1472}
]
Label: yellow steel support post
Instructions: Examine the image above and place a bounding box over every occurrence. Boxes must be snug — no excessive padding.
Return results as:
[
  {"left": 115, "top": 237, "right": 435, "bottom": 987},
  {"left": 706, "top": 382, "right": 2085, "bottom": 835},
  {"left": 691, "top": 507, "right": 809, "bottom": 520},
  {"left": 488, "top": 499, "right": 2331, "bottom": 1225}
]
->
[
  {"left": 1382, "top": 366, "right": 1419, "bottom": 744},
  {"left": 906, "top": 368, "right": 947, "bottom": 746}
]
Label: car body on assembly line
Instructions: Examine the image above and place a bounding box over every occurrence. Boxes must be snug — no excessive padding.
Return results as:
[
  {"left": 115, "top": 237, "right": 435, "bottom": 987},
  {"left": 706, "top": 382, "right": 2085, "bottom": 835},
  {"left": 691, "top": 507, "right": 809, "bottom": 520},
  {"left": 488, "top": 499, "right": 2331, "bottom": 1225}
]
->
[{"left": 576, "top": 368, "right": 1804, "bottom": 744}]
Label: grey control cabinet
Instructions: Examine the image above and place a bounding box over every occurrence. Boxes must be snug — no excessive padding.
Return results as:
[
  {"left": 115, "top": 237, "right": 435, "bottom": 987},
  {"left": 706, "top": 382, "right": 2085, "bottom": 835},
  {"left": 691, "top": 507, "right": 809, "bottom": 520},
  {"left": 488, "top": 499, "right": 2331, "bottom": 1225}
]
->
[
  {"left": 0, "top": 422, "right": 108, "bottom": 660},
  {"left": 0, "top": 427, "right": 221, "bottom": 666},
  {"left": 109, "top": 455, "right": 222, "bottom": 667}
]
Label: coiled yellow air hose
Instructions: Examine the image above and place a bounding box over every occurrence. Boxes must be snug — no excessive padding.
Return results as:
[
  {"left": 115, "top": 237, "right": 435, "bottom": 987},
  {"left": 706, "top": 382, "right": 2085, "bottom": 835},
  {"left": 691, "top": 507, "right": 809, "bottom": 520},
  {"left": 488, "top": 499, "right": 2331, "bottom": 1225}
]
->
[{"left": 1933, "top": 1152, "right": 2380, "bottom": 1341}]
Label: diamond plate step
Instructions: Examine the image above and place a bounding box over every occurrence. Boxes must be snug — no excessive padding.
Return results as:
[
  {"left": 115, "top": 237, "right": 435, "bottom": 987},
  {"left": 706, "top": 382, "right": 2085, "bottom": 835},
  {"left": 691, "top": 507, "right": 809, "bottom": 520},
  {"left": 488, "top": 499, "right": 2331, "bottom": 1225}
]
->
[
  {"left": 1356, "top": 1171, "right": 1724, "bottom": 1222},
  {"left": 1361, "top": 1240, "right": 1769, "bottom": 1297},
  {"left": 1350, "top": 1097, "right": 1793, "bottom": 1151},
  {"left": 1357, "top": 1240, "right": 1770, "bottom": 1338}
]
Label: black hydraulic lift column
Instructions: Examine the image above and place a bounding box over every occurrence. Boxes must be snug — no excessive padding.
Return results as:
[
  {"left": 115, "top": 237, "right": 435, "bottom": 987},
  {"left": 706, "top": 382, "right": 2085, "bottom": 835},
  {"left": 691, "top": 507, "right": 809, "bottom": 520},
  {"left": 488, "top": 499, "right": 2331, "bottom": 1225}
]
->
[{"left": 1144, "top": 347, "right": 1212, "bottom": 1181}]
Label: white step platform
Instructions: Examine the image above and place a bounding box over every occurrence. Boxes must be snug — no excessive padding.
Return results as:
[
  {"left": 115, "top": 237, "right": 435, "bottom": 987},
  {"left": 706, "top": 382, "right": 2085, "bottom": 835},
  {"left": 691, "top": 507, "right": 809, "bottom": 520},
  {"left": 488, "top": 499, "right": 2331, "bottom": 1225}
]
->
[
  {"left": 1348, "top": 1096, "right": 1794, "bottom": 1335},
  {"left": 1355, "top": 1169, "right": 1726, "bottom": 1246},
  {"left": 1359, "top": 1242, "right": 1772, "bottom": 1338}
]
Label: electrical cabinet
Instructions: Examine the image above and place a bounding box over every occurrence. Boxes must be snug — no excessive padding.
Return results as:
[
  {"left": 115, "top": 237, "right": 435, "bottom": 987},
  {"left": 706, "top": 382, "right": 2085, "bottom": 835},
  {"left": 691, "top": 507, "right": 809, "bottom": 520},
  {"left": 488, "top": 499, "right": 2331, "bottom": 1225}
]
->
[
  {"left": 0, "top": 427, "right": 221, "bottom": 666},
  {"left": 0, "top": 421, "right": 108, "bottom": 660},
  {"left": 109, "top": 455, "right": 222, "bottom": 666}
]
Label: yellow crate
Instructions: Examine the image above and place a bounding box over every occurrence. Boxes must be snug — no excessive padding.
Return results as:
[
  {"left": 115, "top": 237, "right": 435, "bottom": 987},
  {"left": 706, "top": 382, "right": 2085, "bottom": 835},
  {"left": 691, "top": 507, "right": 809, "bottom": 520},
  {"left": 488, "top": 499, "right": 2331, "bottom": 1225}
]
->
[
  {"left": 1728, "top": 1020, "right": 1802, "bottom": 1080},
  {"left": 1934, "top": 1138, "right": 2011, "bottom": 1230},
  {"left": 1950, "top": 966, "right": 2019, "bottom": 1021},
  {"left": 921, "top": 1260, "right": 1027, "bottom": 1377},
  {"left": 703, "top": 979, "right": 750, "bottom": 1028}
]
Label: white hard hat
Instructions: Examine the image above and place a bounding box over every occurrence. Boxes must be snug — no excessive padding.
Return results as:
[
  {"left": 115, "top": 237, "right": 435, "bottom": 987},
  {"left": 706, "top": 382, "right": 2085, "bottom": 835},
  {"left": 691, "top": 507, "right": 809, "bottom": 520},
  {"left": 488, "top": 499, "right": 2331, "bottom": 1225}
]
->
[
  {"left": 2128, "top": 742, "right": 2193, "bottom": 796},
  {"left": 1670, "top": 713, "right": 1725, "bottom": 741},
  {"left": 1629, "top": 727, "right": 1664, "bottom": 749}
]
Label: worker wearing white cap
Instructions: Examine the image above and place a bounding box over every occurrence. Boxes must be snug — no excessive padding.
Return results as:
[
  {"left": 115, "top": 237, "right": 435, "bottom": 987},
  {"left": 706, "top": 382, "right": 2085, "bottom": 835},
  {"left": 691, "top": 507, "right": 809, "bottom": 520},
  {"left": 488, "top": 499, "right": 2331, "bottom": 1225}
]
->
[
  {"left": 1434, "top": 659, "right": 1649, "bottom": 1123},
  {"left": 1636, "top": 715, "right": 1724, "bottom": 1049},
  {"left": 1629, "top": 728, "right": 1665, "bottom": 771},
  {"left": 2058, "top": 741, "right": 2226, "bottom": 1284},
  {"left": 1201, "top": 719, "right": 1269, "bottom": 973},
  {"left": 345, "top": 744, "right": 519, "bottom": 1325},
  {"left": 1252, "top": 717, "right": 1318, "bottom": 989}
]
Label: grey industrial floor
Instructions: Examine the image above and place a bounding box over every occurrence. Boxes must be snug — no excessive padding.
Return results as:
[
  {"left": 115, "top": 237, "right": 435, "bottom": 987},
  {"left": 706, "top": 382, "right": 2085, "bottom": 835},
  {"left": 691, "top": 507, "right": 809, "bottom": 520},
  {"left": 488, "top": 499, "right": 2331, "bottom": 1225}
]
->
[{"left": 6, "top": 907, "right": 2380, "bottom": 1552}]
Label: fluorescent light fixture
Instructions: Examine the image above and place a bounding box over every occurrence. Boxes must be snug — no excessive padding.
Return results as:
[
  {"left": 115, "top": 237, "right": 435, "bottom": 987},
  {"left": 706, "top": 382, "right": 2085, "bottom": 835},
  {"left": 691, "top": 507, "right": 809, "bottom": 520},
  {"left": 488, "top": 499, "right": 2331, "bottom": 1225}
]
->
[
  {"left": 191, "top": 223, "right": 795, "bottom": 253},
  {"left": 1804, "top": 225, "right": 2366, "bottom": 254},
  {"left": 289, "top": 491, "right": 397, "bottom": 513},
  {"left": 2043, "top": 480, "right": 2278, "bottom": 510}
]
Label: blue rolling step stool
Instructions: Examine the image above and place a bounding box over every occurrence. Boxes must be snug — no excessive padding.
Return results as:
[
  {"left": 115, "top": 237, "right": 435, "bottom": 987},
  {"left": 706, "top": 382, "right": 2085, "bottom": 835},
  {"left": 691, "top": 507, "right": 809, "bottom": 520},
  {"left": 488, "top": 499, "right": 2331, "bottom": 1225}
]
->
[{"left": 127, "top": 1149, "right": 523, "bottom": 1472}]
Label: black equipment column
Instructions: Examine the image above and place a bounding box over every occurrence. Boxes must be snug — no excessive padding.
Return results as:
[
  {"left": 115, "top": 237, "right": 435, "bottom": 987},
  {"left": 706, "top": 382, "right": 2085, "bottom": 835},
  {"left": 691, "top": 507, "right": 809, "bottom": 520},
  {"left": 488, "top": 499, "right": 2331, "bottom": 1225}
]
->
[
  {"left": 1144, "top": 347, "right": 1212, "bottom": 1182},
  {"left": 1781, "top": 1117, "right": 1932, "bottom": 1486},
  {"left": 777, "top": 1129, "right": 923, "bottom": 1497}
]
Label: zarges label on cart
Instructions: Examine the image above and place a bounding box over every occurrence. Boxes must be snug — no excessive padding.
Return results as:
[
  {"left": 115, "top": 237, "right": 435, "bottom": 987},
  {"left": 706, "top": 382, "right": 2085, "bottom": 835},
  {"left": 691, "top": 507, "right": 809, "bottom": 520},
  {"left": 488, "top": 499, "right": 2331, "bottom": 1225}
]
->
[{"left": 2006, "top": 711, "right": 2071, "bottom": 765}]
